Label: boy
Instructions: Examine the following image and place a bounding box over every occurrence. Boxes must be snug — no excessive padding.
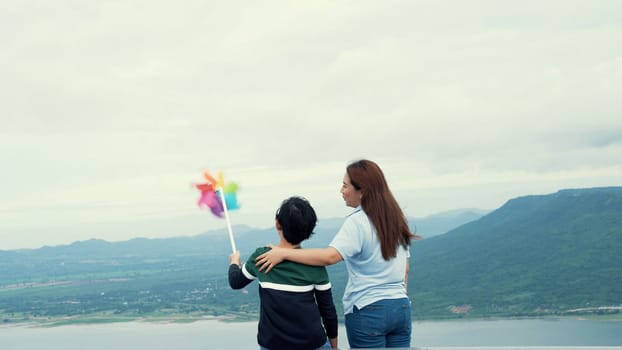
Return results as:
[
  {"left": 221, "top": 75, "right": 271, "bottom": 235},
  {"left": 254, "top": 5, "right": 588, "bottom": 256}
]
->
[{"left": 228, "top": 196, "right": 338, "bottom": 350}]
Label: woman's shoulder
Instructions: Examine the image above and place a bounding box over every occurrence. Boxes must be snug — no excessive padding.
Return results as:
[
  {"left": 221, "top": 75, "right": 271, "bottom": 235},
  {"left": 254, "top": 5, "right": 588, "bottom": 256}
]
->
[
  {"left": 337, "top": 208, "right": 371, "bottom": 239},
  {"left": 345, "top": 207, "right": 373, "bottom": 229},
  {"left": 345, "top": 207, "right": 365, "bottom": 220}
]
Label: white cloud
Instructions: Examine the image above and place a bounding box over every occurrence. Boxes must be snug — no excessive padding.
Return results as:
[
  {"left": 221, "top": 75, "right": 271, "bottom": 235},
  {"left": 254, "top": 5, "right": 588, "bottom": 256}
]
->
[{"left": 1, "top": 1, "right": 621, "bottom": 249}]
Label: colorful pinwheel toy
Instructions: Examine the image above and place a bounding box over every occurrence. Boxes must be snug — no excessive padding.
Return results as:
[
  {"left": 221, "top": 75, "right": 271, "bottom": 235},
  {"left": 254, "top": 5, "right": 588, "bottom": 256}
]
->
[{"left": 194, "top": 170, "right": 240, "bottom": 252}]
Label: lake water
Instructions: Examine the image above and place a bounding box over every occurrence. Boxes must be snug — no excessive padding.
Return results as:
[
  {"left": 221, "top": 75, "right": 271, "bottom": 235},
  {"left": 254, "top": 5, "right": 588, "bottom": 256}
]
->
[{"left": 1, "top": 318, "right": 621, "bottom": 349}]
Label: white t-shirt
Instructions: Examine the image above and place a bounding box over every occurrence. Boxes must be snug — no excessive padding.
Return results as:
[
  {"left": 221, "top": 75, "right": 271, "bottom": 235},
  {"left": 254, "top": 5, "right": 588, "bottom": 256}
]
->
[{"left": 329, "top": 206, "right": 409, "bottom": 315}]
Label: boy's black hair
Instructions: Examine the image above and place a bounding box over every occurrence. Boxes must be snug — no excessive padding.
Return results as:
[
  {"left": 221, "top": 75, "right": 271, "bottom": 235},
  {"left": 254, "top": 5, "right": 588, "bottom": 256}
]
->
[{"left": 275, "top": 196, "right": 317, "bottom": 245}]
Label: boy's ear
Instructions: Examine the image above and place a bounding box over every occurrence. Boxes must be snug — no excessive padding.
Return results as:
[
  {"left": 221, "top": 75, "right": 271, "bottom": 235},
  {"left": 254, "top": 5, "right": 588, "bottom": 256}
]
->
[{"left": 275, "top": 220, "right": 282, "bottom": 231}]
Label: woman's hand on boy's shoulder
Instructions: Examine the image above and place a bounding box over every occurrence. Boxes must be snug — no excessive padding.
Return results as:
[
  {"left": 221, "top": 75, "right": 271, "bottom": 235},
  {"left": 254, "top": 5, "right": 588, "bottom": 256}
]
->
[{"left": 255, "top": 244, "right": 286, "bottom": 273}]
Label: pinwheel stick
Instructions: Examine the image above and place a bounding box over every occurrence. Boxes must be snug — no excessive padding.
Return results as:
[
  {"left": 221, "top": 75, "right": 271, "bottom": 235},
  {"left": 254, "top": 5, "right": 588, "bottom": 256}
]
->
[{"left": 218, "top": 188, "right": 237, "bottom": 253}]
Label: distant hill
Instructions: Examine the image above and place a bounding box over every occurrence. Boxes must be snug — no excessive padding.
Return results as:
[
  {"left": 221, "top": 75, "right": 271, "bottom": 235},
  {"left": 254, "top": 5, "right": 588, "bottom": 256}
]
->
[
  {"left": 408, "top": 186, "right": 622, "bottom": 318},
  {"left": 410, "top": 208, "right": 489, "bottom": 238},
  {"left": 2, "top": 189, "right": 620, "bottom": 323},
  {"left": 314, "top": 207, "right": 486, "bottom": 241},
  {"left": 1, "top": 208, "right": 480, "bottom": 259}
]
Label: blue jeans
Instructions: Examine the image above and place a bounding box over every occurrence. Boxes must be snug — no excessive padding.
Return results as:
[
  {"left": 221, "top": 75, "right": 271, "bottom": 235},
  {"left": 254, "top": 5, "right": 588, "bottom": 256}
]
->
[{"left": 345, "top": 298, "right": 412, "bottom": 348}]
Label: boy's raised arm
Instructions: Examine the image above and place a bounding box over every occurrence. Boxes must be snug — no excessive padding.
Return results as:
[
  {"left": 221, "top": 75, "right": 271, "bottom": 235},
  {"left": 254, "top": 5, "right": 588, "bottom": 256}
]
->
[{"left": 228, "top": 251, "right": 253, "bottom": 289}]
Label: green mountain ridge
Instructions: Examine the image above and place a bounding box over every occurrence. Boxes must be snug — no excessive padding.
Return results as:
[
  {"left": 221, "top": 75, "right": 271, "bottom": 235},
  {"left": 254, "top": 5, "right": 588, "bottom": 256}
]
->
[
  {"left": 1, "top": 187, "right": 619, "bottom": 324},
  {"left": 407, "top": 186, "right": 622, "bottom": 318}
]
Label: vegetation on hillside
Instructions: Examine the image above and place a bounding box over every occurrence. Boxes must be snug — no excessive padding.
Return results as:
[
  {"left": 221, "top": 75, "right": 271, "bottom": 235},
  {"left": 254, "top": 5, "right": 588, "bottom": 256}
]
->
[
  {"left": 408, "top": 187, "right": 622, "bottom": 319},
  {"left": 1, "top": 188, "right": 620, "bottom": 325}
]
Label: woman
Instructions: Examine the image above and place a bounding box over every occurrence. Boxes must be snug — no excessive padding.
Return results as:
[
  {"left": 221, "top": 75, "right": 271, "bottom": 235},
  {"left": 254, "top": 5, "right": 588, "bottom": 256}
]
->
[{"left": 256, "top": 159, "right": 419, "bottom": 348}]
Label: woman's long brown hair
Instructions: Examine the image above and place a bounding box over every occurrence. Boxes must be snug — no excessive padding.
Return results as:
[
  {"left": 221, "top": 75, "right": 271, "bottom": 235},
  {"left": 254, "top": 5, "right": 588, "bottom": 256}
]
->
[{"left": 347, "top": 159, "right": 420, "bottom": 260}]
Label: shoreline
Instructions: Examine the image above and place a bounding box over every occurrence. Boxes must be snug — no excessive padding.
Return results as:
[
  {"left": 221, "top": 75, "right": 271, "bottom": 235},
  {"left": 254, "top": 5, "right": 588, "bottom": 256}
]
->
[
  {"left": 3, "top": 313, "right": 621, "bottom": 329},
  {"left": 0, "top": 314, "right": 244, "bottom": 329}
]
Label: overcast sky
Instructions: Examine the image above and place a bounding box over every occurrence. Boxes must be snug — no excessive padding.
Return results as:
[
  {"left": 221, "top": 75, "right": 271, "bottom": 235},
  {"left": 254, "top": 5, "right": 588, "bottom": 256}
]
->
[{"left": 2, "top": 1, "right": 621, "bottom": 250}]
